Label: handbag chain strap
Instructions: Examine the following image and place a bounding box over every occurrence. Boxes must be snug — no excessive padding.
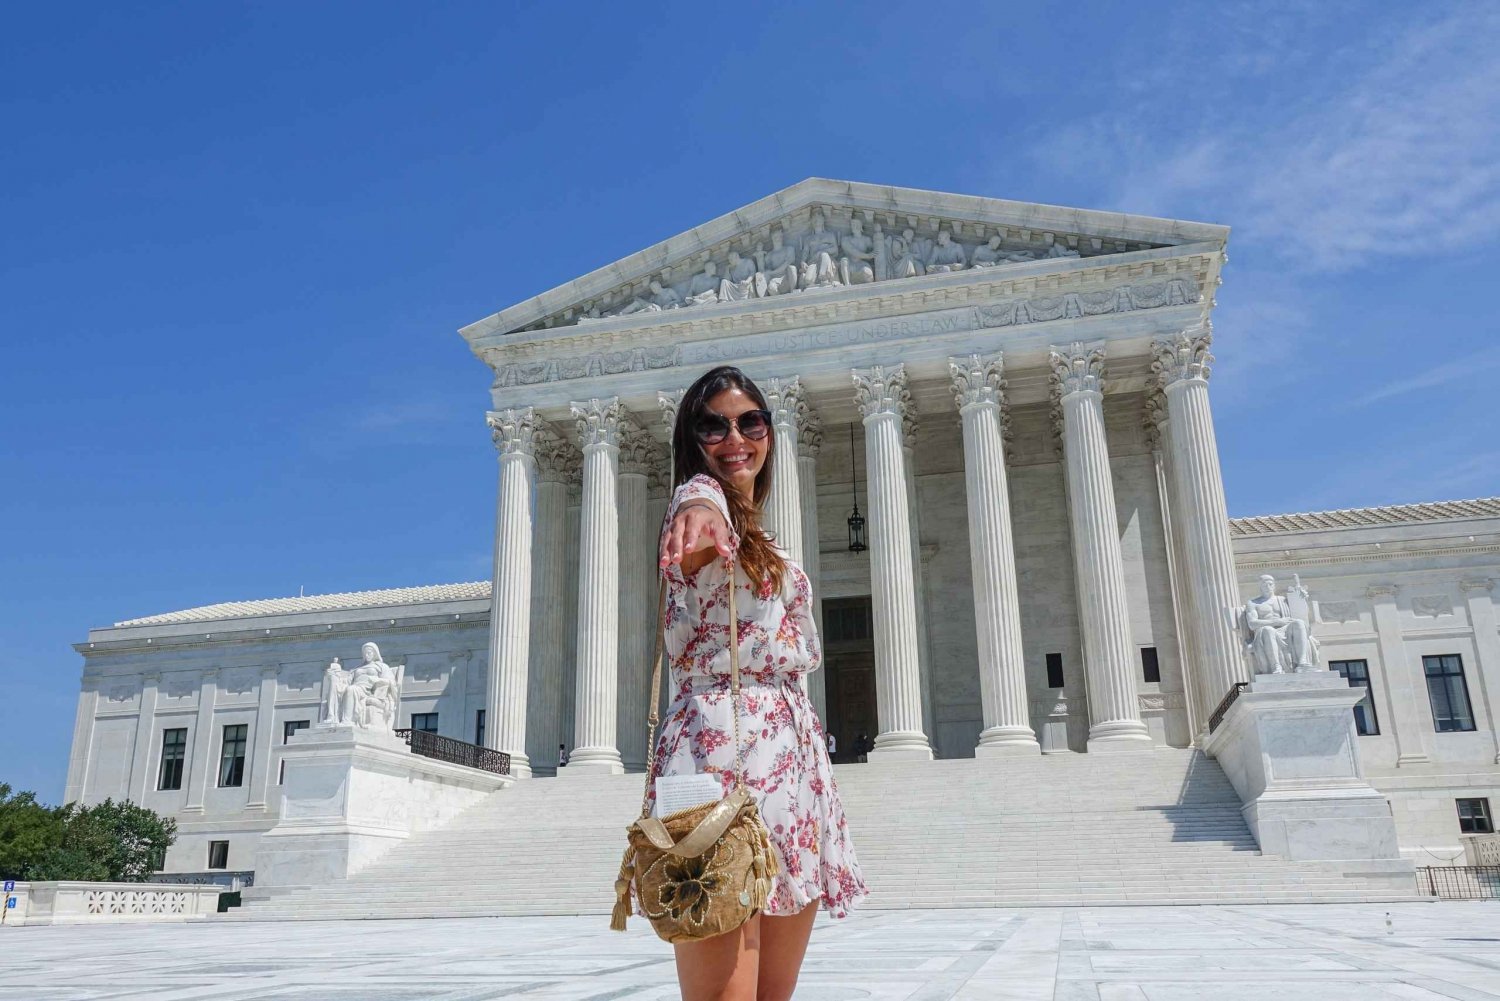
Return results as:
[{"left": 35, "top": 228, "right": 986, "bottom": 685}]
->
[{"left": 638, "top": 551, "right": 743, "bottom": 820}]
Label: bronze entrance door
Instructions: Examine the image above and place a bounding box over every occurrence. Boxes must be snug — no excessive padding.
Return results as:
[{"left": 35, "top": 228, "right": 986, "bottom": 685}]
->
[{"left": 821, "top": 596, "right": 876, "bottom": 764}]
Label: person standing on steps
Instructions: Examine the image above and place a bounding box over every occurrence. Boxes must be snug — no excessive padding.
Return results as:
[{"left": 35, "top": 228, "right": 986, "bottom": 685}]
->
[
  {"left": 648, "top": 365, "right": 868, "bottom": 1001},
  {"left": 558, "top": 743, "right": 569, "bottom": 768},
  {"left": 826, "top": 731, "right": 837, "bottom": 760}
]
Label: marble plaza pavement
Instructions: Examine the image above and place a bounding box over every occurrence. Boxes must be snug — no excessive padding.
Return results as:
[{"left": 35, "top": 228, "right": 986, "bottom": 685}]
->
[{"left": 9, "top": 903, "right": 1500, "bottom": 1000}]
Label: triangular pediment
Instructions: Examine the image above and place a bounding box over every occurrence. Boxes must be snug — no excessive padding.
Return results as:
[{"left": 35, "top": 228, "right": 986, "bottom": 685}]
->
[{"left": 461, "top": 178, "right": 1228, "bottom": 340}]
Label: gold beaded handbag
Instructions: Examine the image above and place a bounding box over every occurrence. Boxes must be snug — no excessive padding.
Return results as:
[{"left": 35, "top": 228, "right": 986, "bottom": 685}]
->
[{"left": 610, "top": 557, "right": 781, "bottom": 943}]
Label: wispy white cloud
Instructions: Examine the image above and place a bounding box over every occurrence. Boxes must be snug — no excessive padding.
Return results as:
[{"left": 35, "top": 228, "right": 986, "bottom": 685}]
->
[
  {"left": 1033, "top": 3, "right": 1500, "bottom": 273},
  {"left": 1347, "top": 345, "right": 1500, "bottom": 408}
]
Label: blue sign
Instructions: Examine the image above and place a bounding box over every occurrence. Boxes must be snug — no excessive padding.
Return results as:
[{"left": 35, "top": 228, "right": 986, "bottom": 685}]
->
[
  {"left": 1, "top": 880, "right": 12, "bottom": 892},
  {"left": 5, "top": 897, "right": 15, "bottom": 909}
]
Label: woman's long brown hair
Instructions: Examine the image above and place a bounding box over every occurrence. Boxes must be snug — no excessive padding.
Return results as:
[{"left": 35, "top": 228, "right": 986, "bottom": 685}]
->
[{"left": 671, "top": 366, "right": 788, "bottom": 595}]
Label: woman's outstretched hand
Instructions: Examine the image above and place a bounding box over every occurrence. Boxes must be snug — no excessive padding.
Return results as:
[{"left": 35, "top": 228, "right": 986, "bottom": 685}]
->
[{"left": 659, "top": 500, "right": 734, "bottom": 573}]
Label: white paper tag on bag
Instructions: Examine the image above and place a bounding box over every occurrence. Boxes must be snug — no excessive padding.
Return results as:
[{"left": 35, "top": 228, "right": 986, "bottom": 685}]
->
[{"left": 654, "top": 773, "right": 723, "bottom": 817}]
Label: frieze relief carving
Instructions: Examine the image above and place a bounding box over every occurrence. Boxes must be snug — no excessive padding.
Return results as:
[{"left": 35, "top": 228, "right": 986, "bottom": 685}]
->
[
  {"left": 1412, "top": 594, "right": 1454, "bottom": 618},
  {"left": 1317, "top": 600, "right": 1361, "bottom": 624},
  {"left": 487, "top": 274, "right": 1201, "bottom": 388},
  {"left": 550, "top": 206, "right": 1106, "bottom": 330}
]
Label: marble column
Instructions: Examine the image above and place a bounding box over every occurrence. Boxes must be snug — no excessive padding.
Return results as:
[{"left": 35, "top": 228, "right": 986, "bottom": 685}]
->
[
  {"left": 617, "top": 419, "right": 662, "bottom": 771},
  {"left": 245, "top": 666, "right": 280, "bottom": 810},
  {"left": 900, "top": 406, "right": 938, "bottom": 744},
  {"left": 564, "top": 397, "right": 625, "bottom": 774},
  {"left": 62, "top": 688, "right": 100, "bottom": 805},
  {"left": 1367, "top": 583, "right": 1431, "bottom": 766},
  {"left": 1460, "top": 579, "right": 1500, "bottom": 763},
  {"left": 1049, "top": 343, "right": 1152, "bottom": 751},
  {"left": 762, "top": 377, "right": 806, "bottom": 564},
  {"left": 1151, "top": 326, "right": 1251, "bottom": 713},
  {"left": 127, "top": 673, "right": 160, "bottom": 804},
  {"left": 798, "top": 416, "right": 828, "bottom": 721},
  {"left": 528, "top": 431, "right": 579, "bottom": 775},
  {"left": 484, "top": 407, "right": 538, "bottom": 779},
  {"left": 1146, "top": 393, "right": 1206, "bottom": 740},
  {"left": 851, "top": 364, "right": 932, "bottom": 759},
  {"left": 182, "top": 669, "right": 220, "bottom": 812},
  {"left": 950, "top": 353, "right": 1040, "bottom": 755}
]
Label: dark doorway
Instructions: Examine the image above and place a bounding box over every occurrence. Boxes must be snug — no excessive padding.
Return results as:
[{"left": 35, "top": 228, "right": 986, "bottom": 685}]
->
[{"left": 822, "top": 596, "right": 876, "bottom": 764}]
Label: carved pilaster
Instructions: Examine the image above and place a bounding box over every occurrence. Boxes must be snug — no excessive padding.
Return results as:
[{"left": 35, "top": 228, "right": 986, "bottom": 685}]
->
[
  {"left": 534, "top": 428, "right": 582, "bottom": 486},
  {"left": 1143, "top": 389, "right": 1168, "bottom": 452}
]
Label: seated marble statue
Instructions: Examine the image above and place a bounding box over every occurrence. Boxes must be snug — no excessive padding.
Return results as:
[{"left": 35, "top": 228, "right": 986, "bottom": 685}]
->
[
  {"left": 969, "top": 236, "right": 1006, "bottom": 268},
  {"left": 754, "top": 230, "right": 799, "bottom": 296},
  {"left": 684, "top": 262, "right": 724, "bottom": 306},
  {"left": 718, "top": 250, "right": 758, "bottom": 302},
  {"left": 839, "top": 217, "right": 878, "bottom": 285},
  {"left": 616, "top": 279, "right": 681, "bottom": 315},
  {"left": 322, "top": 642, "right": 402, "bottom": 728},
  {"left": 1045, "top": 241, "right": 1081, "bottom": 259},
  {"left": 925, "top": 229, "right": 967, "bottom": 273},
  {"left": 887, "top": 228, "right": 926, "bottom": 280},
  {"left": 1240, "top": 574, "right": 1321, "bottom": 674},
  {"left": 799, "top": 212, "right": 841, "bottom": 289}
]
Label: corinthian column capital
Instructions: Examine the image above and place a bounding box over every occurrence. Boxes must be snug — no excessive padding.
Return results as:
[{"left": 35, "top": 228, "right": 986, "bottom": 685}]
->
[
  {"left": 534, "top": 428, "right": 582, "bottom": 485},
  {"left": 487, "top": 407, "right": 538, "bottom": 456},
  {"left": 1143, "top": 389, "right": 1169, "bottom": 451},
  {"left": 852, "top": 364, "right": 912, "bottom": 422},
  {"left": 617, "top": 419, "right": 663, "bottom": 477},
  {"left": 1152, "top": 323, "right": 1215, "bottom": 388},
  {"left": 1049, "top": 342, "right": 1106, "bottom": 398},
  {"left": 657, "top": 389, "right": 685, "bottom": 438},
  {"left": 949, "top": 353, "right": 1005, "bottom": 412},
  {"left": 798, "top": 417, "right": 824, "bottom": 459},
  {"left": 763, "top": 376, "right": 806, "bottom": 428},
  {"left": 570, "top": 397, "right": 624, "bottom": 450}
]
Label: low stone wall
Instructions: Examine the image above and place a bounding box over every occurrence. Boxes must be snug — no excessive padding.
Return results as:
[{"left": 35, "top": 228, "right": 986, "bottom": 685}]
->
[{"left": 3, "top": 881, "right": 223, "bottom": 926}]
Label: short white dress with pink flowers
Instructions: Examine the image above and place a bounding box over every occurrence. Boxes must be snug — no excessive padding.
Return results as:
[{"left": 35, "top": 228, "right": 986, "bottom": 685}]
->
[{"left": 638, "top": 474, "right": 869, "bottom": 919}]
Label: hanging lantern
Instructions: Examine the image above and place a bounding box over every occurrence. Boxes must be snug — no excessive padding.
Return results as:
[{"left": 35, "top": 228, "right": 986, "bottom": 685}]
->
[{"left": 847, "top": 422, "right": 867, "bottom": 553}]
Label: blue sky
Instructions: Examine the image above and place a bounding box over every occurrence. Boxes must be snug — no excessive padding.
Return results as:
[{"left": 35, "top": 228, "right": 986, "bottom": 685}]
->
[{"left": 4, "top": 2, "right": 1498, "bottom": 801}]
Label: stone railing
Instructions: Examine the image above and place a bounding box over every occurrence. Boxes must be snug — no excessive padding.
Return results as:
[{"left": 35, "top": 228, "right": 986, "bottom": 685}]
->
[
  {"left": 3, "top": 881, "right": 223, "bottom": 926},
  {"left": 1465, "top": 834, "right": 1500, "bottom": 866}
]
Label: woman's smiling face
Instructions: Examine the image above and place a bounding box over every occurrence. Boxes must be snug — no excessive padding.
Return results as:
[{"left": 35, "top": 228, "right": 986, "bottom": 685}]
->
[{"left": 701, "top": 387, "right": 767, "bottom": 497}]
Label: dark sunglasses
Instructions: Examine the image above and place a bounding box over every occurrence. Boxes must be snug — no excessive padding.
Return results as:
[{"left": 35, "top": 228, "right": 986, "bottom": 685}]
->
[{"left": 694, "top": 408, "right": 772, "bottom": 445}]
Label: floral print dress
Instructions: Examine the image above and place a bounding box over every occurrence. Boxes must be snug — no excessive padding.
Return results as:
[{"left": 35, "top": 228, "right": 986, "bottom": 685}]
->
[{"left": 639, "top": 474, "right": 869, "bottom": 919}]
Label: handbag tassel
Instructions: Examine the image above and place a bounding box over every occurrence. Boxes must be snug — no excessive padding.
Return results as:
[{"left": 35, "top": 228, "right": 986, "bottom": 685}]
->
[
  {"left": 748, "top": 819, "right": 780, "bottom": 911},
  {"left": 610, "top": 850, "right": 635, "bottom": 932}
]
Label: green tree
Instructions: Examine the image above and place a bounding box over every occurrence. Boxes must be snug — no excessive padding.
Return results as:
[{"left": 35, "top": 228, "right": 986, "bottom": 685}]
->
[
  {"left": 0, "top": 784, "right": 67, "bottom": 881},
  {"left": 0, "top": 786, "right": 177, "bottom": 883}
]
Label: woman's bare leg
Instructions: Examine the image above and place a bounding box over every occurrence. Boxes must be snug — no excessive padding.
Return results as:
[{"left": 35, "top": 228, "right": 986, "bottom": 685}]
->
[
  {"left": 757, "top": 902, "right": 818, "bottom": 1001},
  {"left": 674, "top": 912, "right": 760, "bottom": 1001}
]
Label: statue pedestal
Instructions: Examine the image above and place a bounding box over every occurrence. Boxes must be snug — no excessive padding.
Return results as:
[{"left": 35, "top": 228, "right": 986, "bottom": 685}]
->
[
  {"left": 252, "top": 725, "right": 510, "bottom": 891},
  {"left": 1202, "top": 670, "right": 1404, "bottom": 862}
]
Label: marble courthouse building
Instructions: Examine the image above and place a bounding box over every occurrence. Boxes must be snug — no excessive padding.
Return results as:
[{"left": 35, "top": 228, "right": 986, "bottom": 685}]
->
[{"left": 66, "top": 180, "right": 1500, "bottom": 879}]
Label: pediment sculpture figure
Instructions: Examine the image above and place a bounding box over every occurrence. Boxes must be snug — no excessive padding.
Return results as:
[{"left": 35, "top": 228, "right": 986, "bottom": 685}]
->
[
  {"left": 718, "top": 250, "right": 758, "bottom": 302},
  {"left": 838, "top": 217, "right": 878, "bottom": 286},
  {"left": 754, "top": 229, "right": 799, "bottom": 297},
  {"left": 321, "top": 642, "right": 404, "bottom": 730},
  {"left": 616, "top": 279, "right": 681, "bottom": 316},
  {"left": 798, "top": 211, "right": 842, "bottom": 289},
  {"left": 970, "top": 235, "right": 1005, "bottom": 268},
  {"left": 887, "top": 227, "right": 927, "bottom": 280},
  {"left": 1045, "top": 241, "right": 1081, "bottom": 259},
  {"left": 1239, "top": 574, "right": 1322, "bottom": 675},
  {"left": 684, "top": 261, "right": 724, "bottom": 306},
  {"left": 925, "top": 228, "right": 967, "bottom": 273}
]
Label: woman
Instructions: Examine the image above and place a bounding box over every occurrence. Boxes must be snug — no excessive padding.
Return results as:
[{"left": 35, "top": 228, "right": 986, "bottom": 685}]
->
[{"left": 649, "top": 365, "right": 867, "bottom": 1001}]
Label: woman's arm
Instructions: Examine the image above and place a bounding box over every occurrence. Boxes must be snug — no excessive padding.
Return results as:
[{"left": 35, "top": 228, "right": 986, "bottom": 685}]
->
[{"left": 659, "top": 475, "right": 739, "bottom": 579}]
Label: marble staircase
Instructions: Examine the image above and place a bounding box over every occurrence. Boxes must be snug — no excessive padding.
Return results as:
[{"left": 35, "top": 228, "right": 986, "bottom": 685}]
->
[{"left": 233, "top": 748, "right": 1417, "bottom": 920}]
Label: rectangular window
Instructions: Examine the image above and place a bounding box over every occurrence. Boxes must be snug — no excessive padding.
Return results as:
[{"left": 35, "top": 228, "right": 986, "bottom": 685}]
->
[
  {"left": 217, "top": 724, "right": 248, "bottom": 787},
  {"left": 1329, "top": 659, "right": 1380, "bottom": 736},
  {"left": 1140, "top": 647, "right": 1161, "bottom": 684},
  {"left": 1425, "top": 654, "right": 1476, "bottom": 732},
  {"left": 157, "top": 728, "right": 187, "bottom": 791},
  {"left": 1046, "top": 653, "right": 1064, "bottom": 689},
  {"left": 207, "top": 840, "right": 229, "bottom": 870},
  {"left": 412, "top": 712, "right": 439, "bottom": 734},
  {"left": 278, "top": 720, "right": 310, "bottom": 784},
  {"left": 475, "top": 709, "right": 486, "bottom": 747},
  {"left": 1459, "top": 798, "right": 1494, "bottom": 835}
]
